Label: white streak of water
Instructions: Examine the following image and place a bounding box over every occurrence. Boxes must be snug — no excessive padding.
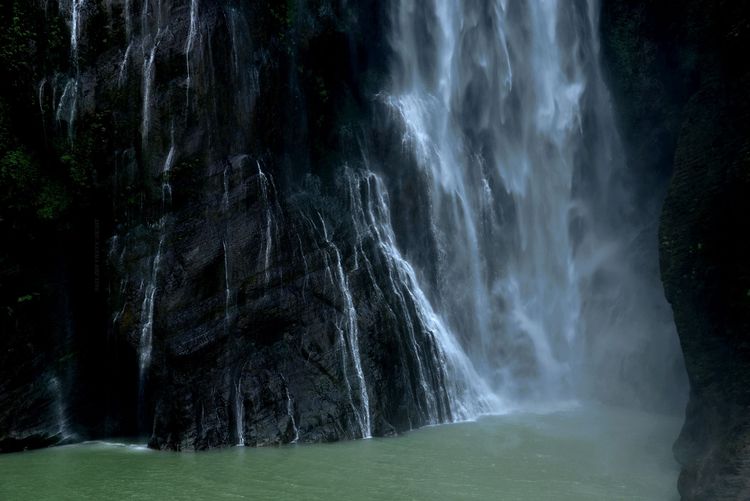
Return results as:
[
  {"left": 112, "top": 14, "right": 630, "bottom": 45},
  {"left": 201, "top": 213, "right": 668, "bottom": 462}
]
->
[
  {"left": 257, "top": 163, "right": 273, "bottom": 286},
  {"left": 49, "top": 376, "right": 70, "bottom": 439},
  {"left": 185, "top": 0, "right": 199, "bottom": 105},
  {"left": 161, "top": 123, "right": 175, "bottom": 207},
  {"left": 141, "top": 38, "right": 159, "bottom": 145},
  {"left": 124, "top": 0, "right": 132, "bottom": 40},
  {"left": 332, "top": 244, "right": 371, "bottom": 438},
  {"left": 235, "top": 376, "right": 245, "bottom": 446},
  {"left": 118, "top": 43, "right": 132, "bottom": 86},
  {"left": 70, "top": 0, "right": 83, "bottom": 65},
  {"left": 38, "top": 79, "right": 46, "bottom": 118},
  {"left": 284, "top": 382, "right": 300, "bottom": 444},
  {"left": 222, "top": 240, "right": 231, "bottom": 328},
  {"left": 139, "top": 222, "right": 164, "bottom": 386}
]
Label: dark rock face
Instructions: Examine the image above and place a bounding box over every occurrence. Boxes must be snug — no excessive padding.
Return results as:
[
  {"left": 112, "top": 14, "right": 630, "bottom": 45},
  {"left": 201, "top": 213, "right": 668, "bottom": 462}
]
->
[
  {"left": 601, "top": 1, "right": 750, "bottom": 498},
  {"left": 1, "top": 0, "right": 125, "bottom": 452},
  {"left": 2, "top": 0, "right": 458, "bottom": 450}
]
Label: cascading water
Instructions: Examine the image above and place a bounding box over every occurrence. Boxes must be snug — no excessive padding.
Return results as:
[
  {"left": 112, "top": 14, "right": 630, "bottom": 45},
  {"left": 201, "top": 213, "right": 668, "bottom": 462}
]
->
[
  {"left": 138, "top": 229, "right": 163, "bottom": 387},
  {"left": 42, "top": 0, "right": 684, "bottom": 449},
  {"left": 55, "top": 78, "right": 77, "bottom": 129},
  {"left": 54, "top": 0, "right": 85, "bottom": 136},
  {"left": 185, "top": 0, "right": 199, "bottom": 104},
  {"left": 222, "top": 239, "right": 231, "bottom": 329},
  {"left": 386, "top": 0, "right": 684, "bottom": 409},
  {"left": 257, "top": 164, "right": 275, "bottom": 287},
  {"left": 344, "top": 170, "right": 502, "bottom": 422},
  {"left": 141, "top": 40, "right": 159, "bottom": 145},
  {"left": 118, "top": 43, "right": 132, "bottom": 86},
  {"left": 311, "top": 214, "right": 372, "bottom": 439},
  {"left": 234, "top": 376, "right": 245, "bottom": 447},
  {"left": 49, "top": 377, "right": 70, "bottom": 439},
  {"left": 70, "top": 0, "right": 83, "bottom": 61},
  {"left": 286, "top": 391, "right": 300, "bottom": 444},
  {"left": 281, "top": 376, "right": 300, "bottom": 444}
]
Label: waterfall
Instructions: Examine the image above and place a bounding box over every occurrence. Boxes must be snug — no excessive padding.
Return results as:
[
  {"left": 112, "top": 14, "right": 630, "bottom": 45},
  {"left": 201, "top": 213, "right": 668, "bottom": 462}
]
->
[
  {"left": 49, "top": 377, "right": 70, "bottom": 439},
  {"left": 138, "top": 228, "right": 163, "bottom": 386},
  {"left": 283, "top": 378, "right": 300, "bottom": 444},
  {"left": 49, "top": 0, "right": 683, "bottom": 448},
  {"left": 185, "top": 0, "right": 199, "bottom": 104},
  {"left": 386, "top": 0, "right": 680, "bottom": 409},
  {"left": 235, "top": 376, "right": 245, "bottom": 447},
  {"left": 162, "top": 123, "right": 175, "bottom": 207},
  {"left": 70, "top": 0, "right": 83, "bottom": 63},
  {"left": 332, "top": 245, "right": 372, "bottom": 439},
  {"left": 134, "top": 127, "right": 175, "bottom": 385},
  {"left": 222, "top": 162, "right": 231, "bottom": 211},
  {"left": 124, "top": 0, "right": 132, "bottom": 40},
  {"left": 141, "top": 39, "right": 159, "bottom": 145},
  {"left": 257, "top": 163, "right": 275, "bottom": 286},
  {"left": 345, "top": 170, "right": 501, "bottom": 422},
  {"left": 311, "top": 210, "right": 372, "bottom": 439},
  {"left": 117, "top": 43, "right": 132, "bottom": 86},
  {"left": 55, "top": 78, "right": 77, "bottom": 127},
  {"left": 222, "top": 240, "right": 231, "bottom": 329},
  {"left": 52, "top": 0, "right": 86, "bottom": 136},
  {"left": 38, "top": 79, "right": 46, "bottom": 118}
]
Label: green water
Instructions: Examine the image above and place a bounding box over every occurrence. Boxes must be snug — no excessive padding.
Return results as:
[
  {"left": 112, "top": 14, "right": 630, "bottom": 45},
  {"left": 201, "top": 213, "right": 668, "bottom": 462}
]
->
[{"left": 0, "top": 405, "right": 681, "bottom": 500}]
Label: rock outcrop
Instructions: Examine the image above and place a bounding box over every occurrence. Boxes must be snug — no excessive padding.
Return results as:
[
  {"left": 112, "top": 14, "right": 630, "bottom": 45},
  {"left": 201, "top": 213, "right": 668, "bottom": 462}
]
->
[
  {"left": 2, "top": 0, "right": 470, "bottom": 450},
  {"left": 601, "top": 1, "right": 750, "bottom": 498}
]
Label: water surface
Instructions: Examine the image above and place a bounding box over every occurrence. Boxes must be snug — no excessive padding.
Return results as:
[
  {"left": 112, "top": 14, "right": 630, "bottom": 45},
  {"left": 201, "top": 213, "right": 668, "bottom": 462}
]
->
[{"left": 0, "top": 405, "right": 681, "bottom": 500}]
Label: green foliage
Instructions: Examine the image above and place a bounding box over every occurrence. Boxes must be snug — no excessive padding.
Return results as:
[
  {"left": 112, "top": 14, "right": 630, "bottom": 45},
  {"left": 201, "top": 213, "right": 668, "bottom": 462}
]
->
[
  {"left": 0, "top": 1, "right": 80, "bottom": 226},
  {"left": 0, "top": 143, "right": 72, "bottom": 220},
  {"left": 36, "top": 181, "right": 71, "bottom": 220},
  {"left": 0, "top": 146, "right": 39, "bottom": 212},
  {"left": 1, "top": 148, "right": 37, "bottom": 186},
  {"left": 60, "top": 151, "right": 91, "bottom": 192},
  {"left": 0, "top": 4, "right": 37, "bottom": 96}
]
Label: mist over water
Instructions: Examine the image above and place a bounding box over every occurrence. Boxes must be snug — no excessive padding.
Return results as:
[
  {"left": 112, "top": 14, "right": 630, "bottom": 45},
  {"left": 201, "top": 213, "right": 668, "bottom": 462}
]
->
[
  {"left": 385, "top": 0, "right": 687, "bottom": 412},
  {"left": 0, "top": 405, "right": 682, "bottom": 501}
]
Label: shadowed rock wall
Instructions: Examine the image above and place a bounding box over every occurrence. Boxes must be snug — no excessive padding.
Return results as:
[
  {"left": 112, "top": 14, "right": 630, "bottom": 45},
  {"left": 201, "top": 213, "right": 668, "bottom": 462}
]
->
[{"left": 601, "top": 1, "right": 750, "bottom": 498}]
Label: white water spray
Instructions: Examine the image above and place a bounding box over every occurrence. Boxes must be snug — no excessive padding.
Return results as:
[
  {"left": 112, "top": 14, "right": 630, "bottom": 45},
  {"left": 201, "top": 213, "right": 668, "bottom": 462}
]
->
[{"left": 387, "top": 0, "right": 685, "bottom": 410}]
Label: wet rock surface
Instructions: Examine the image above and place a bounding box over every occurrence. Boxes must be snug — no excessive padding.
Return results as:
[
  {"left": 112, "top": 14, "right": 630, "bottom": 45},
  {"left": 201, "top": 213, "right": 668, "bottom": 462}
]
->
[
  {"left": 2, "top": 0, "right": 457, "bottom": 450},
  {"left": 602, "top": 1, "right": 750, "bottom": 498}
]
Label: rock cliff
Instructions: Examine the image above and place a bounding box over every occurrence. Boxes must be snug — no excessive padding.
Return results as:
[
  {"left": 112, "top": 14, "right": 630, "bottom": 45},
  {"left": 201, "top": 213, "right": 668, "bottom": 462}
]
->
[{"left": 602, "top": 1, "right": 750, "bottom": 498}]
